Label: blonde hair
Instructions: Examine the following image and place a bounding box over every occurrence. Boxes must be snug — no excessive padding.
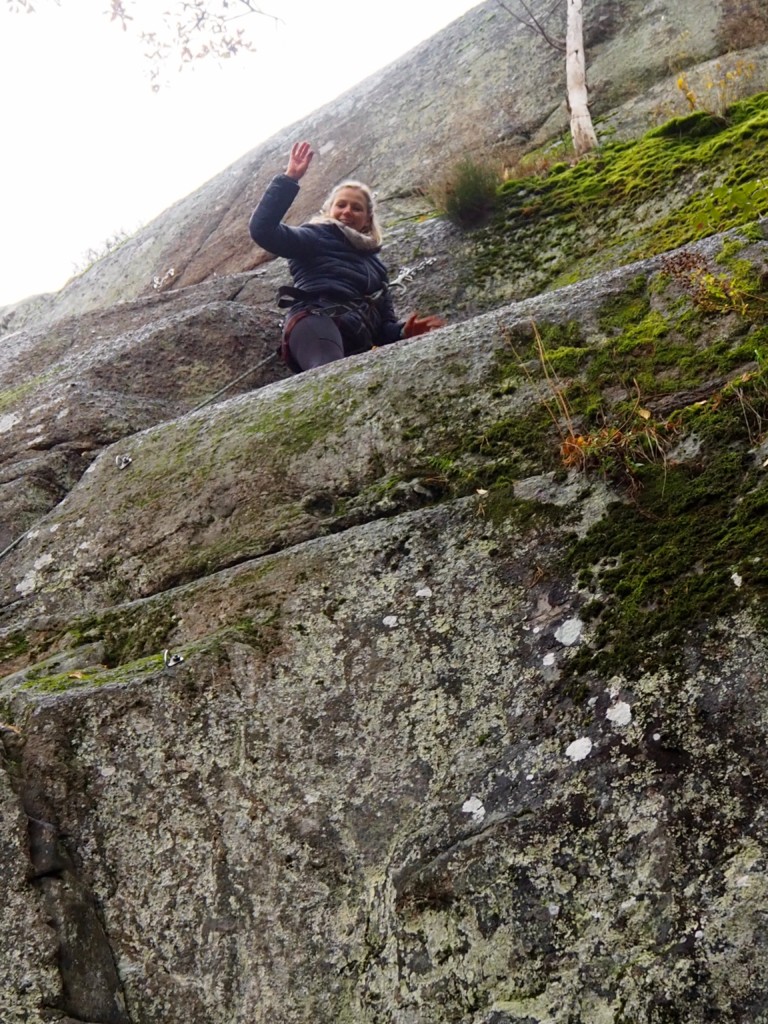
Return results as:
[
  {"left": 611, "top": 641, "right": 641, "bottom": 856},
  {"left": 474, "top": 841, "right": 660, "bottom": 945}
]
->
[{"left": 320, "top": 180, "right": 383, "bottom": 245}]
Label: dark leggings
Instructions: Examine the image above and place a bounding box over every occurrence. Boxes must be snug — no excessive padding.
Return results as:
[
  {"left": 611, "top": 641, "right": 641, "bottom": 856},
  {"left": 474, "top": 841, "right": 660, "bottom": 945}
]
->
[{"left": 286, "top": 314, "right": 346, "bottom": 372}]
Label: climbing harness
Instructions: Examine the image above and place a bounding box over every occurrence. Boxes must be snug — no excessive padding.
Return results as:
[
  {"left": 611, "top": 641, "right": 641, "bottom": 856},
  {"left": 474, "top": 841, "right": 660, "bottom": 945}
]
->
[
  {"left": 276, "top": 284, "right": 392, "bottom": 371},
  {"left": 0, "top": 258, "right": 439, "bottom": 565},
  {"left": 276, "top": 284, "right": 388, "bottom": 315}
]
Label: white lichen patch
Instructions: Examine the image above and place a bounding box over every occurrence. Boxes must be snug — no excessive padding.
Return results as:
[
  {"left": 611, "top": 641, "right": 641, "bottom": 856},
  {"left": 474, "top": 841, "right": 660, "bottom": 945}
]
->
[
  {"left": 565, "top": 736, "right": 593, "bottom": 761},
  {"left": 731, "top": 572, "right": 743, "bottom": 588},
  {"left": 383, "top": 615, "right": 399, "bottom": 628},
  {"left": 0, "top": 412, "right": 20, "bottom": 434},
  {"left": 542, "top": 652, "right": 556, "bottom": 667},
  {"left": 555, "top": 617, "right": 583, "bottom": 646},
  {"left": 606, "top": 701, "right": 632, "bottom": 727},
  {"left": 15, "top": 553, "right": 54, "bottom": 596},
  {"left": 462, "top": 796, "right": 486, "bottom": 823}
]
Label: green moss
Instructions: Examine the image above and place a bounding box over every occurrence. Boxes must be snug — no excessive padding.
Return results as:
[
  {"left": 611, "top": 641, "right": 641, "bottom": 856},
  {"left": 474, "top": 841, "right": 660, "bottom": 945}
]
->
[
  {"left": 597, "top": 276, "right": 651, "bottom": 331},
  {"left": 62, "top": 567, "right": 284, "bottom": 676},
  {"left": 492, "top": 320, "right": 587, "bottom": 380},
  {"left": 406, "top": 400, "right": 563, "bottom": 502},
  {"left": 471, "top": 92, "right": 768, "bottom": 303},
  {"left": 245, "top": 377, "right": 353, "bottom": 455},
  {"left": 483, "top": 483, "right": 570, "bottom": 530},
  {"left": 69, "top": 603, "right": 180, "bottom": 668},
  {"left": 17, "top": 608, "right": 284, "bottom": 696},
  {"left": 647, "top": 110, "right": 729, "bottom": 141},
  {"left": 566, "top": 429, "right": 768, "bottom": 679},
  {"left": 465, "top": 258, "right": 768, "bottom": 522},
  {"left": 0, "top": 632, "right": 29, "bottom": 665},
  {"left": 461, "top": 243, "right": 768, "bottom": 680},
  {"left": 214, "top": 615, "right": 283, "bottom": 655},
  {"left": 22, "top": 653, "right": 163, "bottom": 693},
  {"left": 0, "top": 373, "right": 53, "bottom": 415}
]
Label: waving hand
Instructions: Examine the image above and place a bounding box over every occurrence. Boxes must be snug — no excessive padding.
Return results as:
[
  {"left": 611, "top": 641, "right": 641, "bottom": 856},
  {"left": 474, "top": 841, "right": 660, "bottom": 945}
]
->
[{"left": 285, "top": 141, "right": 314, "bottom": 181}]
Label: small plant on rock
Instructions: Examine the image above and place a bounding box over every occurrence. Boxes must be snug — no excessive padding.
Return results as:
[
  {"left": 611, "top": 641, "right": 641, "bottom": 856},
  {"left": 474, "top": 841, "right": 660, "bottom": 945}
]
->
[
  {"left": 428, "top": 154, "right": 502, "bottom": 228},
  {"left": 697, "top": 179, "right": 768, "bottom": 237},
  {"left": 511, "top": 322, "right": 673, "bottom": 487},
  {"left": 675, "top": 59, "right": 756, "bottom": 120},
  {"left": 661, "top": 248, "right": 768, "bottom": 318}
]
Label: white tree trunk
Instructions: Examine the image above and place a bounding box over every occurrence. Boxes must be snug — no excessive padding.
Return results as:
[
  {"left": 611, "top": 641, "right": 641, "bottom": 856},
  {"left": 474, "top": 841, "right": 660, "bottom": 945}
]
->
[{"left": 566, "top": 0, "right": 598, "bottom": 155}]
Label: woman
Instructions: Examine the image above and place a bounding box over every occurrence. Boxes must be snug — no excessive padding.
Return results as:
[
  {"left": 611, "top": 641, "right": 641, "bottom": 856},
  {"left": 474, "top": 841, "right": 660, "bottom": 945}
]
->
[{"left": 249, "top": 140, "right": 444, "bottom": 373}]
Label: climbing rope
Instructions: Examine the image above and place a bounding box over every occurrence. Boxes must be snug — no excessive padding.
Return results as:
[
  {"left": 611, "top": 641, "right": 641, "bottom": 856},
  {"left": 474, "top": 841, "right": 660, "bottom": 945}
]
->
[
  {"left": 0, "top": 351, "right": 280, "bottom": 565},
  {"left": 1, "top": 255, "right": 438, "bottom": 565},
  {"left": 189, "top": 350, "right": 278, "bottom": 413},
  {"left": 0, "top": 530, "right": 32, "bottom": 564}
]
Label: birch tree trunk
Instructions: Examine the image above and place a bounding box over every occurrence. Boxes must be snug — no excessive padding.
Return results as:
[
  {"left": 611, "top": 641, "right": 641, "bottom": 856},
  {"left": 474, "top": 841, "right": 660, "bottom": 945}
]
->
[{"left": 566, "top": 0, "right": 598, "bottom": 155}]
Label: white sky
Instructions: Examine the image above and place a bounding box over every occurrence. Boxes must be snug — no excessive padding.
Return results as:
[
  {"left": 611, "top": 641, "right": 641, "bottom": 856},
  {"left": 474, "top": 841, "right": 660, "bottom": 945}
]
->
[{"left": 0, "top": 0, "right": 481, "bottom": 308}]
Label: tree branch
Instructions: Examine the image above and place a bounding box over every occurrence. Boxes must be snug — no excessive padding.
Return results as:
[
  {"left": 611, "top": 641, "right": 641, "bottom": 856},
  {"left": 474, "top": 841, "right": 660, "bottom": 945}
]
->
[{"left": 494, "top": 0, "right": 566, "bottom": 53}]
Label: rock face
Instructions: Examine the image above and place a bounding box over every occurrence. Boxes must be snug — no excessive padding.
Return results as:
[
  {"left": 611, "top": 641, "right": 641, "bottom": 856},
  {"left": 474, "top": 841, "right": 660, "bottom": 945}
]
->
[
  {"left": 3, "top": 2, "right": 768, "bottom": 1022},
  {"left": 1, "top": 0, "right": 757, "bottom": 337}
]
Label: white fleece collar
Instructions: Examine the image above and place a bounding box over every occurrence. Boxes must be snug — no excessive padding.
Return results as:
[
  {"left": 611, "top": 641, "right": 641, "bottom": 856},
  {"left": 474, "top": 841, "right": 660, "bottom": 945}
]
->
[{"left": 309, "top": 215, "right": 381, "bottom": 253}]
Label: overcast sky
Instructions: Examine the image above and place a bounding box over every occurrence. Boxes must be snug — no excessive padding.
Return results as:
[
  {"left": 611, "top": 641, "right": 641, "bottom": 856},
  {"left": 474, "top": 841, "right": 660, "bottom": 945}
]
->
[{"left": 0, "top": 0, "right": 481, "bottom": 308}]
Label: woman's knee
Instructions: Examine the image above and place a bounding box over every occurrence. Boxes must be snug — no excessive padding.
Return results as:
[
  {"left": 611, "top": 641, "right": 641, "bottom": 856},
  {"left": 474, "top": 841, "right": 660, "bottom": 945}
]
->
[{"left": 286, "top": 315, "right": 344, "bottom": 371}]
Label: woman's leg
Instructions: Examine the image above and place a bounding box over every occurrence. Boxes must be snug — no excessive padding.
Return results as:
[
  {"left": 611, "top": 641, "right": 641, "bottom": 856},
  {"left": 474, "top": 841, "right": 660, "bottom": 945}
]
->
[{"left": 286, "top": 315, "right": 345, "bottom": 372}]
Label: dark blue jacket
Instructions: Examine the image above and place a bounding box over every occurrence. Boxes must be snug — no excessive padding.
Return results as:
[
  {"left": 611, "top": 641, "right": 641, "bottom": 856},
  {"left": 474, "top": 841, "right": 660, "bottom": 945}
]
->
[{"left": 249, "top": 174, "right": 403, "bottom": 353}]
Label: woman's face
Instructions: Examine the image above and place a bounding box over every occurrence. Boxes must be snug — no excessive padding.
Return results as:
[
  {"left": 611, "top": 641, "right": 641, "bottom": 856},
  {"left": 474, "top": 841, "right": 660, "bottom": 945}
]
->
[{"left": 328, "top": 187, "right": 371, "bottom": 233}]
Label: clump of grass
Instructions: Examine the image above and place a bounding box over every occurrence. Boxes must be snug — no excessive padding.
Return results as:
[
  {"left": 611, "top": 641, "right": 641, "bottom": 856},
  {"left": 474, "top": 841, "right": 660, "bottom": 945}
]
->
[
  {"left": 559, "top": 415, "right": 672, "bottom": 481},
  {"left": 676, "top": 59, "right": 757, "bottom": 121},
  {"left": 509, "top": 137, "right": 578, "bottom": 179},
  {"left": 720, "top": 3, "right": 768, "bottom": 60},
  {"left": 661, "top": 248, "right": 768, "bottom": 317},
  {"left": 428, "top": 154, "right": 503, "bottom": 228},
  {"left": 511, "top": 321, "right": 673, "bottom": 487}
]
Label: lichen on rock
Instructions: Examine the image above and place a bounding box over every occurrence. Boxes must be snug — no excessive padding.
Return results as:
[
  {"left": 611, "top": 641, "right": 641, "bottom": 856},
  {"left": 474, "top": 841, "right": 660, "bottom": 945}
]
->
[{"left": 3, "top": 4, "right": 768, "bottom": 1023}]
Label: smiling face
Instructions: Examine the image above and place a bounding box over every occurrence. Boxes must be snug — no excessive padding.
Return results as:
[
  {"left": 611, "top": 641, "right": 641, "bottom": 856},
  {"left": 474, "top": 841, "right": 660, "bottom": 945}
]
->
[{"left": 328, "top": 186, "right": 371, "bottom": 233}]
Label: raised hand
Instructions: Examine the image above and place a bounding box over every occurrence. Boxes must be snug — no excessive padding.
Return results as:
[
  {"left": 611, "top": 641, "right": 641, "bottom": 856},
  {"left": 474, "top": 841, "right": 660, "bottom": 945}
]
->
[{"left": 285, "top": 141, "right": 314, "bottom": 181}]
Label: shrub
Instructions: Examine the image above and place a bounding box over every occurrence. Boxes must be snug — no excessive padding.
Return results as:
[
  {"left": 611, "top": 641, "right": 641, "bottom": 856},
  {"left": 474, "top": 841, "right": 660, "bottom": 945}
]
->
[
  {"left": 429, "top": 155, "right": 502, "bottom": 229},
  {"left": 720, "top": 0, "right": 768, "bottom": 51},
  {"left": 72, "top": 228, "right": 134, "bottom": 275}
]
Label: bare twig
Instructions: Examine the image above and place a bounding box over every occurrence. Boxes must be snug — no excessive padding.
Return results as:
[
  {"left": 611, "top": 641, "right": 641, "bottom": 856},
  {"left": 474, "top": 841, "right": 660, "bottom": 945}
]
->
[{"left": 495, "top": 0, "right": 566, "bottom": 52}]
